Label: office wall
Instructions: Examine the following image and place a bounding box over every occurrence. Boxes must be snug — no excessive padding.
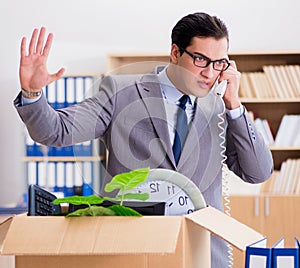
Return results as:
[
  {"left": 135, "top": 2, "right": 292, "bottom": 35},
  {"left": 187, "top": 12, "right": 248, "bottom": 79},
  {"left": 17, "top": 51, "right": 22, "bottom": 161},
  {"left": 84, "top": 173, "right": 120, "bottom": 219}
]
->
[{"left": 0, "top": 0, "right": 299, "bottom": 205}]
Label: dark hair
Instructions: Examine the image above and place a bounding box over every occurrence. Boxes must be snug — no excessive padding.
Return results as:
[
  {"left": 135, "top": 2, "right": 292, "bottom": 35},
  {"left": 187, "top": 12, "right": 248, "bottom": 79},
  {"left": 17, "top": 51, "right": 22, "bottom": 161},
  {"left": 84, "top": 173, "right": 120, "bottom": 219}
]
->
[{"left": 171, "top": 12, "right": 229, "bottom": 53}]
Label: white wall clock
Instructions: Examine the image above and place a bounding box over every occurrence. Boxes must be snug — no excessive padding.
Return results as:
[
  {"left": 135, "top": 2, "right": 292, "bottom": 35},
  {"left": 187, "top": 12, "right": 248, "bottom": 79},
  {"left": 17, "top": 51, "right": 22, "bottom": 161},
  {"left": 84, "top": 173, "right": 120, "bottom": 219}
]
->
[{"left": 126, "top": 168, "right": 206, "bottom": 216}]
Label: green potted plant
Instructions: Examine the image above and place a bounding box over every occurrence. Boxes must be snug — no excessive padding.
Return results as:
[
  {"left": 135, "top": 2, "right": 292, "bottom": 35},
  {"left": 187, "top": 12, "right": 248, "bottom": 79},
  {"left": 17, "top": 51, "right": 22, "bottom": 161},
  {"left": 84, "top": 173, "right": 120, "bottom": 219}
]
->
[{"left": 53, "top": 167, "right": 150, "bottom": 216}]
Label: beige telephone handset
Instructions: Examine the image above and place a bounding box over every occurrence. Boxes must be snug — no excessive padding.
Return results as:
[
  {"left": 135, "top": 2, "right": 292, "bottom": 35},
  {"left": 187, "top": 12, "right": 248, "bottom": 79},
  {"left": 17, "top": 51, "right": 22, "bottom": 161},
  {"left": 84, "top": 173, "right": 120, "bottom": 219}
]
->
[
  {"left": 214, "top": 80, "right": 227, "bottom": 97},
  {"left": 214, "top": 78, "right": 233, "bottom": 267}
]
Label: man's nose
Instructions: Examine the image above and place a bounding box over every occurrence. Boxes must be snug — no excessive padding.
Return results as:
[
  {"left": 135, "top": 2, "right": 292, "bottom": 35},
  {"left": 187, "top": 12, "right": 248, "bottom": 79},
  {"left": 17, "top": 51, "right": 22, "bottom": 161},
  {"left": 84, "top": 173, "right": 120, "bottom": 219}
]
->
[{"left": 200, "top": 63, "right": 215, "bottom": 79}]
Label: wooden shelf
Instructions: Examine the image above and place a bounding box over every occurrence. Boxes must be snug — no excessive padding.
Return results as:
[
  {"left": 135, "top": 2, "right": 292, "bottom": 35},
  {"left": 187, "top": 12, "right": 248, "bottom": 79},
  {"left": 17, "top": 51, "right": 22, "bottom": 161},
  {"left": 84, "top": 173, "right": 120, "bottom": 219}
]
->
[
  {"left": 269, "top": 149, "right": 300, "bottom": 170},
  {"left": 270, "top": 147, "right": 300, "bottom": 151},
  {"left": 107, "top": 54, "right": 169, "bottom": 75},
  {"left": 62, "top": 73, "right": 104, "bottom": 77},
  {"left": 107, "top": 51, "right": 300, "bottom": 73},
  {"left": 229, "top": 51, "right": 300, "bottom": 72},
  {"left": 242, "top": 100, "right": 300, "bottom": 134},
  {"left": 241, "top": 98, "right": 300, "bottom": 103},
  {"left": 23, "top": 156, "right": 105, "bottom": 162}
]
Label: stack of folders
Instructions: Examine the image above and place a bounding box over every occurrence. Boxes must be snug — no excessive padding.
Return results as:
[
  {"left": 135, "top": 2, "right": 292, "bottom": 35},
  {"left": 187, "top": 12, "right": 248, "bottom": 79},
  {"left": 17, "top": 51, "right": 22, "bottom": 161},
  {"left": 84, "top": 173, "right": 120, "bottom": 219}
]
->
[
  {"left": 27, "top": 161, "right": 94, "bottom": 198},
  {"left": 254, "top": 118, "right": 274, "bottom": 147},
  {"left": 25, "top": 134, "right": 94, "bottom": 157},
  {"left": 25, "top": 75, "right": 101, "bottom": 197},
  {"left": 274, "top": 115, "right": 300, "bottom": 147},
  {"left": 246, "top": 237, "right": 299, "bottom": 268},
  {"left": 248, "top": 113, "right": 300, "bottom": 148},
  {"left": 239, "top": 65, "right": 300, "bottom": 98}
]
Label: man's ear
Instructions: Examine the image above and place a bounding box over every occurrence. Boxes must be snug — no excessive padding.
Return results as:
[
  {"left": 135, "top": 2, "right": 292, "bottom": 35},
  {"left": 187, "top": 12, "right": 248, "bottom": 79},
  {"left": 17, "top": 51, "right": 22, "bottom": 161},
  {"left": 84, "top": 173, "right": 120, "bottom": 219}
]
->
[{"left": 170, "top": 44, "right": 181, "bottom": 64}]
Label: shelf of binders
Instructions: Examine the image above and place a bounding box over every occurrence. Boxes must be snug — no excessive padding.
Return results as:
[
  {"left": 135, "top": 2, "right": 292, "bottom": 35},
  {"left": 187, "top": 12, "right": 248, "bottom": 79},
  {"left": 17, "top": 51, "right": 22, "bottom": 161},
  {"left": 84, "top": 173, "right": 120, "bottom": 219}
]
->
[
  {"left": 23, "top": 74, "right": 105, "bottom": 198},
  {"left": 25, "top": 160, "right": 102, "bottom": 198}
]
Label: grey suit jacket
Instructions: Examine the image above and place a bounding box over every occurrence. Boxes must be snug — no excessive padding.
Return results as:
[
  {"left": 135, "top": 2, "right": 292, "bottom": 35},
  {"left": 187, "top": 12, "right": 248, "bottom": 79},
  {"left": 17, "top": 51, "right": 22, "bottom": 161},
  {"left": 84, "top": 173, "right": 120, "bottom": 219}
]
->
[{"left": 14, "top": 72, "right": 273, "bottom": 267}]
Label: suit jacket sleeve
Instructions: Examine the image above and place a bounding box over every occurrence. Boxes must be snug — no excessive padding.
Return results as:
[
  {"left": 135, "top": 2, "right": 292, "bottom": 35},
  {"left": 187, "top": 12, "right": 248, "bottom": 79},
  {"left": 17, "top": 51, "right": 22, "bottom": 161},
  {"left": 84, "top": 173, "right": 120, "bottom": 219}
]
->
[
  {"left": 225, "top": 108, "right": 274, "bottom": 184},
  {"left": 13, "top": 76, "right": 117, "bottom": 147}
]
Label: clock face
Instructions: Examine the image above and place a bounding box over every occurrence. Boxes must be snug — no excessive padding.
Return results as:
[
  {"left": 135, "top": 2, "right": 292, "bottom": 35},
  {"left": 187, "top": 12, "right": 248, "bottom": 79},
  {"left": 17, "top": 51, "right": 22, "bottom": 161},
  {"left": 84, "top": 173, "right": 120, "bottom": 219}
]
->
[{"left": 126, "top": 169, "right": 206, "bottom": 216}]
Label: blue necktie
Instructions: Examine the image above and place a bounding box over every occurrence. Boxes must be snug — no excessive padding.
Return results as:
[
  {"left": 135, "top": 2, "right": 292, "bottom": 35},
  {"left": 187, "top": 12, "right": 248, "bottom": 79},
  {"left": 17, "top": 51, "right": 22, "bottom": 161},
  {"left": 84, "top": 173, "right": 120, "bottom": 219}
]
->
[{"left": 172, "top": 95, "right": 190, "bottom": 165}]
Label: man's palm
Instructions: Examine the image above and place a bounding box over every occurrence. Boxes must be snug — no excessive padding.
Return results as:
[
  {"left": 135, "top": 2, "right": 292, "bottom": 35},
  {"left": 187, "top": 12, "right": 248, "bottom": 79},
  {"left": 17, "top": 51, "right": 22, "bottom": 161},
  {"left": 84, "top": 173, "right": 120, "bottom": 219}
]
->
[{"left": 19, "top": 27, "right": 64, "bottom": 92}]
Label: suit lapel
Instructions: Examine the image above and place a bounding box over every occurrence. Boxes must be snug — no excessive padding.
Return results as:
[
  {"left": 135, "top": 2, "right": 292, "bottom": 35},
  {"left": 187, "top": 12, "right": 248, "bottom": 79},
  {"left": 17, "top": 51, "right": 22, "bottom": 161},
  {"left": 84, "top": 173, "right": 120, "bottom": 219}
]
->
[{"left": 136, "top": 74, "right": 176, "bottom": 167}]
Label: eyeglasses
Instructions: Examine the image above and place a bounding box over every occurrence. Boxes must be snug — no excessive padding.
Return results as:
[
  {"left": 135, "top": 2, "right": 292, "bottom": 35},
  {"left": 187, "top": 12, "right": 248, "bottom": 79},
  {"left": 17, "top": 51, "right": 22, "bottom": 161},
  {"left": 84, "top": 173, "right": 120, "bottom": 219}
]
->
[{"left": 181, "top": 48, "right": 230, "bottom": 71}]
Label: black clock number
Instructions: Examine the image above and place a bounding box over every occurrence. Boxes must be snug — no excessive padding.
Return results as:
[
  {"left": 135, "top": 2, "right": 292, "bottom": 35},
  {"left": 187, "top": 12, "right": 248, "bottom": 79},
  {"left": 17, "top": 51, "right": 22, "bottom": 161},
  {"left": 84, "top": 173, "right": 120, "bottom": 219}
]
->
[
  {"left": 167, "top": 185, "right": 176, "bottom": 195},
  {"left": 187, "top": 209, "right": 194, "bottom": 214},
  {"left": 178, "top": 195, "right": 189, "bottom": 206},
  {"left": 149, "top": 182, "right": 160, "bottom": 193}
]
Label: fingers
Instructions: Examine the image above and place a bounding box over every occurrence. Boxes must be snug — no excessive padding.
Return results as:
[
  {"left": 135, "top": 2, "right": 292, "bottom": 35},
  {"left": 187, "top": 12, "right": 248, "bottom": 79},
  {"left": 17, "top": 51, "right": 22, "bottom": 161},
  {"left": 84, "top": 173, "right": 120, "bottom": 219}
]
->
[
  {"left": 20, "top": 37, "right": 27, "bottom": 59},
  {"left": 48, "top": 68, "right": 66, "bottom": 84},
  {"left": 222, "top": 60, "right": 240, "bottom": 78},
  {"left": 28, "top": 28, "right": 38, "bottom": 55},
  {"left": 55, "top": 68, "right": 66, "bottom": 79},
  {"left": 26, "top": 27, "right": 52, "bottom": 56},
  {"left": 219, "top": 61, "right": 241, "bottom": 87},
  {"left": 229, "top": 60, "right": 237, "bottom": 70},
  {"left": 43, "top": 32, "right": 53, "bottom": 58},
  {"left": 36, "top": 27, "right": 46, "bottom": 55}
]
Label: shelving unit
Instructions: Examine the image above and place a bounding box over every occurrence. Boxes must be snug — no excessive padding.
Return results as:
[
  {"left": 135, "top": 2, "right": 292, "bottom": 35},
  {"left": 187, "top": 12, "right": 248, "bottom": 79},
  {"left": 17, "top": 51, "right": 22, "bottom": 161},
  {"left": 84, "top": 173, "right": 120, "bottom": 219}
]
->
[
  {"left": 107, "top": 51, "right": 300, "bottom": 73},
  {"left": 107, "top": 54, "right": 169, "bottom": 74},
  {"left": 241, "top": 98, "right": 300, "bottom": 169},
  {"left": 23, "top": 156, "right": 104, "bottom": 162},
  {"left": 107, "top": 51, "right": 300, "bottom": 268}
]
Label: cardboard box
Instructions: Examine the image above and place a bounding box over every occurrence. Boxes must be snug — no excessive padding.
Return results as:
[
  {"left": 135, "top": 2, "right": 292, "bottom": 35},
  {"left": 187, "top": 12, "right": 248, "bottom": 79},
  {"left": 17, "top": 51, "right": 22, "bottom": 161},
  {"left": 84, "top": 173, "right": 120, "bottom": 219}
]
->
[{"left": 0, "top": 206, "right": 263, "bottom": 268}]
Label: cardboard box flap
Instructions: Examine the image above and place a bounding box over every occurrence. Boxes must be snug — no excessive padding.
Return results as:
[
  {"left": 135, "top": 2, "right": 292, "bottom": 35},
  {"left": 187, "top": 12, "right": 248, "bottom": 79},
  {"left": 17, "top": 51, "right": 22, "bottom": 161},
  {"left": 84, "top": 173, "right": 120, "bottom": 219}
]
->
[
  {"left": 185, "top": 206, "right": 264, "bottom": 251},
  {"left": 0, "top": 217, "right": 13, "bottom": 252},
  {"left": 0, "top": 215, "right": 183, "bottom": 255}
]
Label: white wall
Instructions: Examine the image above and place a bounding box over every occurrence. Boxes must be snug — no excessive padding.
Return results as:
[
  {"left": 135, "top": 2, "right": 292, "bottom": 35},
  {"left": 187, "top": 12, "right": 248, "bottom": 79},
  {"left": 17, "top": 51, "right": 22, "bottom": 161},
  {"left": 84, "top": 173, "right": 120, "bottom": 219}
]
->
[{"left": 1, "top": 0, "right": 299, "bottom": 205}]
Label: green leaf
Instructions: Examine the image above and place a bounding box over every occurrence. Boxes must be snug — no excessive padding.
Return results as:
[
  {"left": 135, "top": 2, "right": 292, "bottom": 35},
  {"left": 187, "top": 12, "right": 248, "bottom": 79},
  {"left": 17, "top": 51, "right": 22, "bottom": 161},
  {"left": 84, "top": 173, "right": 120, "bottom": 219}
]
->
[
  {"left": 104, "top": 167, "right": 150, "bottom": 193},
  {"left": 53, "top": 195, "right": 104, "bottom": 206},
  {"left": 104, "top": 193, "right": 149, "bottom": 202},
  {"left": 66, "top": 206, "right": 116, "bottom": 217},
  {"left": 109, "top": 205, "right": 142, "bottom": 216},
  {"left": 115, "top": 193, "right": 149, "bottom": 201}
]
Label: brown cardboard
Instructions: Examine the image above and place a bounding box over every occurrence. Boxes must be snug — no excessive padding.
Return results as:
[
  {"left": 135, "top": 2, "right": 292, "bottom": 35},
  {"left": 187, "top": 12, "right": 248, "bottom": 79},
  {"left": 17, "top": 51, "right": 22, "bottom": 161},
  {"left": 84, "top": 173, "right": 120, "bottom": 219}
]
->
[
  {"left": 185, "top": 206, "right": 263, "bottom": 251},
  {"left": 0, "top": 206, "right": 263, "bottom": 268}
]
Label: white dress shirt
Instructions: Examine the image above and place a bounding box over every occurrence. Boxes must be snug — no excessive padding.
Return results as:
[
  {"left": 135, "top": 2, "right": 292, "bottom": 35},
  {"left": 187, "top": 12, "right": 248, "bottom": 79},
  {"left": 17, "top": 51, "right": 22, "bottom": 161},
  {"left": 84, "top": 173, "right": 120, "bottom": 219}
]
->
[{"left": 157, "top": 66, "right": 244, "bottom": 145}]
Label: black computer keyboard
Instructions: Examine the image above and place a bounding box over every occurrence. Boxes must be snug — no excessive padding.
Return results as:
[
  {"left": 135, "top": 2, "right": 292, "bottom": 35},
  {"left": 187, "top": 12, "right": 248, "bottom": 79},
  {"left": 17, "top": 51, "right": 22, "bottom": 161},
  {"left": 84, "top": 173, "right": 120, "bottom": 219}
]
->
[{"left": 28, "top": 184, "right": 61, "bottom": 216}]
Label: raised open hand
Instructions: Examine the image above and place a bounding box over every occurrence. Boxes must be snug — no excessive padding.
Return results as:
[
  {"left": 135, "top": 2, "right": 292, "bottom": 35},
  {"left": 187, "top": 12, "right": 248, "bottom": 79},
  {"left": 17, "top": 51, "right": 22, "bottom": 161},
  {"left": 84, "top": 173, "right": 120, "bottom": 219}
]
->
[{"left": 19, "top": 27, "right": 65, "bottom": 93}]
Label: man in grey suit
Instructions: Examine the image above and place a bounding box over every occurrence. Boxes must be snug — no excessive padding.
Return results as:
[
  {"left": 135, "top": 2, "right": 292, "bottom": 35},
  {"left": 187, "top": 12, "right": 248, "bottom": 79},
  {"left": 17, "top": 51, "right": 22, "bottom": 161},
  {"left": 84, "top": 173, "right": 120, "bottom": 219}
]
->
[{"left": 14, "top": 12, "right": 273, "bottom": 267}]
